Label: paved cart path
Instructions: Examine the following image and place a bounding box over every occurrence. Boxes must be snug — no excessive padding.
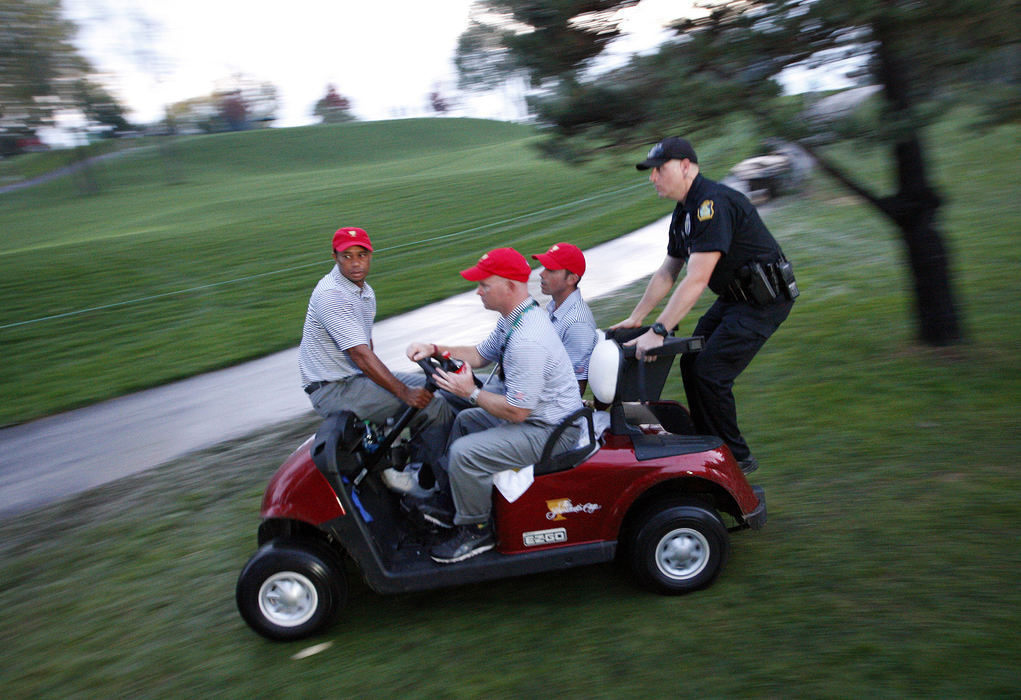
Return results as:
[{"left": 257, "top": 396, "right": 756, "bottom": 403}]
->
[{"left": 0, "top": 218, "right": 669, "bottom": 517}]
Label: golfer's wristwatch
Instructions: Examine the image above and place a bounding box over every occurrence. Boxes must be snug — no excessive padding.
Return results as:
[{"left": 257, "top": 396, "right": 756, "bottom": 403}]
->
[
  {"left": 651, "top": 322, "right": 670, "bottom": 337},
  {"left": 469, "top": 387, "right": 481, "bottom": 405}
]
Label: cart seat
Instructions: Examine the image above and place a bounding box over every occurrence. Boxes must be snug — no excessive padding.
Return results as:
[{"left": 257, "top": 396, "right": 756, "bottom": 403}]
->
[
  {"left": 534, "top": 406, "right": 605, "bottom": 476},
  {"left": 493, "top": 408, "right": 608, "bottom": 504}
]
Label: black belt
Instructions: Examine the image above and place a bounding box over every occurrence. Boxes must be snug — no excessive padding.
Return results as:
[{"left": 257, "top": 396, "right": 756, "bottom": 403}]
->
[
  {"left": 304, "top": 380, "right": 331, "bottom": 394},
  {"left": 723, "top": 259, "right": 792, "bottom": 305}
]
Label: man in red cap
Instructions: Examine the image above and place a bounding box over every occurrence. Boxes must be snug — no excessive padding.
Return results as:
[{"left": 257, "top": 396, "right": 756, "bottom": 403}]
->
[
  {"left": 531, "top": 242, "right": 598, "bottom": 394},
  {"left": 405, "top": 247, "right": 583, "bottom": 563},
  {"left": 299, "top": 227, "right": 454, "bottom": 489}
]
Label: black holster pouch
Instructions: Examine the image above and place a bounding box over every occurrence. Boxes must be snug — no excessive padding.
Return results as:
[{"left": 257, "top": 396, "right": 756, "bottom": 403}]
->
[
  {"left": 727, "top": 259, "right": 799, "bottom": 305},
  {"left": 727, "top": 262, "right": 778, "bottom": 305},
  {"left": 746, "top": 262, "right": 779, "bottom": 305}
]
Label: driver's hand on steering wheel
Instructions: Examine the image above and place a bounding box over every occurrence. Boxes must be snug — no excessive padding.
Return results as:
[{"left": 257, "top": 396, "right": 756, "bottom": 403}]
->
[
  {"left": 433, "top": 365, "right": 475, "bottom": 398},
  {"left": 406, "top": 342, "right": 436, "bottom": 362}
]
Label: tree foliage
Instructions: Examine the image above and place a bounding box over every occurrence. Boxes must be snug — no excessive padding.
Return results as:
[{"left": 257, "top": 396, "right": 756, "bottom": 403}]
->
[
  {"left": 456, "top": 15, "right": 521, "bottom": 92},
  {"left": 458, "top": 0, "right": 1020, "bottom": 344},
  {"left": 0, "top": 0, "right": 131, "bottom": 142},
  {"left": 456, "top": 0, "right": 640, "bottom": 91},
  {"left": 314, "top": 84, "right": 356, "bottom": 124},
  {"left": 167, "top": 76, "right": 278, "bottom": 134},
  {"left": 0, "top": 0, "right": 84, "bottom": 126},
  {"left": 76, "top": 78, "right": 131, "bottom": 134},
  {"left": 496, "top": 0, "right": 1019, "bottom": 148}
]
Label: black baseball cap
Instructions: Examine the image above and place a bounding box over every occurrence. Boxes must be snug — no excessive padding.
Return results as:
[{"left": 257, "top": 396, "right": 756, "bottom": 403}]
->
[{"left": 636, "top": 137, "right": 698, "bottom": 170}]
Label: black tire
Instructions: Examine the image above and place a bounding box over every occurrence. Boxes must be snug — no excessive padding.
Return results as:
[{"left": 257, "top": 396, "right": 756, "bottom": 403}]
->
[
  {"left": 236, "top": 539, "right": 347, "bottom": 641},
  {"left": 628, "top": 502, "right": 730, "bottom": 595}
]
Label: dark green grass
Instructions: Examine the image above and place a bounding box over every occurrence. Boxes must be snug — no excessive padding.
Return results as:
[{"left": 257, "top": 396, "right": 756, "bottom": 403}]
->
[{"left": 0, "top": 112, "right": 1018, "bottom": 698}]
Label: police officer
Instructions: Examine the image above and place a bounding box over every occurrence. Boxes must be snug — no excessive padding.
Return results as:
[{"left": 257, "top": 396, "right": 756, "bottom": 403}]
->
[{"left": 611, "top": 138, "right": 797, "bottom": 474}]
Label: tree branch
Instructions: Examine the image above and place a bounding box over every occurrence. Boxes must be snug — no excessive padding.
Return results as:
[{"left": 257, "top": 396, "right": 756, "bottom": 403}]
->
[{"left": 794, "top": 140, "right": 890, "bottom": 215}]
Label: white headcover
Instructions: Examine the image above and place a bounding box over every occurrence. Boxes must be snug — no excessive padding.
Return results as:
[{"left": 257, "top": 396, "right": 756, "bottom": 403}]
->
[{"left": 588, "top": 336, "right": 621, "bottom": 404}]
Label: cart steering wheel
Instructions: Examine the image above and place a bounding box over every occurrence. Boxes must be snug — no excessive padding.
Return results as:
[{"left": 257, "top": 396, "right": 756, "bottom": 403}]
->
[
  {"left": 415, "top": 357, "right": 442, "bottom": 392},
  {"left": 415, "top": 356, "right": 484, "bottom": 393}
]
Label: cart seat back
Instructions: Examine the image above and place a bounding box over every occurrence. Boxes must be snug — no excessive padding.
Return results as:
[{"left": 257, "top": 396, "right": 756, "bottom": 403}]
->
[{"left": 535, "top": 406, "right": 600, "bottom": 475}]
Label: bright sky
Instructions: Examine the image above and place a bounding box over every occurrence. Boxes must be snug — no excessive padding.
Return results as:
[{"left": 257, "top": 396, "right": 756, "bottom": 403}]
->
[{"left": 61, "top": 0, "right": 686, "bottom": 128}]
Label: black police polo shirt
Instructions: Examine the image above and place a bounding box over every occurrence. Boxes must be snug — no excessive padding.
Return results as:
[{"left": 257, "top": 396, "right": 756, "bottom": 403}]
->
[{"left": 667, "top": 174, "right": 784, "bottom": 295}]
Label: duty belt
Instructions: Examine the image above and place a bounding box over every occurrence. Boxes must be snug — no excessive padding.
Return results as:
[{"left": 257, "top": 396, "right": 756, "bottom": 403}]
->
[{"left": 723, "top": 259, "right": 797, "bottom": 305}]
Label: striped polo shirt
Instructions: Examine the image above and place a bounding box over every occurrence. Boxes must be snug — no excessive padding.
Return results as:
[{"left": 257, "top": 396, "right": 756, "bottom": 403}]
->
[
  {"left": 477, "top": 298, "right": 583, "bottom": 426},
  {"left": 547, "top": 289, "right": 598, "bottom": 381},
  {"left": 298, "top": 266, "right": 375, "bottom": 387}
]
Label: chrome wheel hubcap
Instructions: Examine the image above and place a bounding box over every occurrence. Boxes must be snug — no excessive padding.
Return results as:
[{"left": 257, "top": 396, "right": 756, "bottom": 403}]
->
[
  {"left": 258, "top": 571, "right": 318, "bottom": 627},
  {"left": 655, "top": 527, "right": 710, "bottom": 580}
]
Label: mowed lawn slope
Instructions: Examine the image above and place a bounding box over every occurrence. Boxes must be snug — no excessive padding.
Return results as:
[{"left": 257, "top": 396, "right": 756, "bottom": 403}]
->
[{"left": 0, "top": 118, "right": 671, "bottom": 426}]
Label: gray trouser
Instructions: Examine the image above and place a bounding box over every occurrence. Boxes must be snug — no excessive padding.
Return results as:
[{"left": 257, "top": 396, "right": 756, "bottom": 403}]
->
[
  {"left": 309, "top": 372, "right": 454, "bottom": 466},
  {"left": 445, "top": 408, "right": 579, "bottom": 525}
]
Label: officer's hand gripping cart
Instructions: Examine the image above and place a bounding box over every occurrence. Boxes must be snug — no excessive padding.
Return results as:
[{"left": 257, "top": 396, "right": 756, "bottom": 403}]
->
[{"left": 236, "top": 331, "right": 766, "bottom": 641}]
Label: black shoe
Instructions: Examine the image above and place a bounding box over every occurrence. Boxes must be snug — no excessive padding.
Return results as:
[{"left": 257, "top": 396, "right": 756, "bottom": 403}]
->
[
  {"left": 431, "top": 523, "right": 494, "bottom": 564},
  {"left": 739, "top": 458, "right": 759, "bottom": 474},
  {"left": 401, "top": 492, "right": 454, "bottom": 529}
]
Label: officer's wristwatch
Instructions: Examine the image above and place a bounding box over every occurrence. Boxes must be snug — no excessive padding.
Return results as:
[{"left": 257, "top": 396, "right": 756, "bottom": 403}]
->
[
  {"left": 468, "top": 387, "right": 481, "bottom": 405},
  {"left": 651, "top": 322, "right": 670, "bottom": 338}
]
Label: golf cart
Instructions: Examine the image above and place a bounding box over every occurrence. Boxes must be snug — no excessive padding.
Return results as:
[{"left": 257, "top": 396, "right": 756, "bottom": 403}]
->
[{"left": 236, "top": 328, "right": 766, "bottom": 641}]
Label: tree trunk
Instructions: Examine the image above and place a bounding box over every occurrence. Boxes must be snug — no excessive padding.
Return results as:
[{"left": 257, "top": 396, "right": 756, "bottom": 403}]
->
[
  {"left": 883, "top": 140, "right": 963, "bottom": 345},
  {"left": 871, "top": 19, "right": 964, "bottom": 345},
  {"left": 796, "top": 136, "right": 964, "bottom": 345}
]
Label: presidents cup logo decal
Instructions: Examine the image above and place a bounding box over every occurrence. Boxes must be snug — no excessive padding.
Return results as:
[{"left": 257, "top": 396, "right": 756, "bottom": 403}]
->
[{"left": 545, "top": 498, "right": 601, "bottom": 521}]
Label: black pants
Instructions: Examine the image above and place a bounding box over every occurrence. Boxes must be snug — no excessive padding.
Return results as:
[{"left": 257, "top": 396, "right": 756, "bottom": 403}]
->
[{"left": 680, "top": 297, "right": 794, "bottom": 462}]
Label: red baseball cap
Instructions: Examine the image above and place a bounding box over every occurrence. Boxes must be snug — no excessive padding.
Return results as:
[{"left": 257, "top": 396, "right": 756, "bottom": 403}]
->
[
  {"left": 461, "top": 248, "right": 532, "bottom": 283},
  {"left": 531, "top": 242, "right": 586, "bottom": 278},
  {"left": 332, "top": 227, "right": 373, "bottom": 253}
]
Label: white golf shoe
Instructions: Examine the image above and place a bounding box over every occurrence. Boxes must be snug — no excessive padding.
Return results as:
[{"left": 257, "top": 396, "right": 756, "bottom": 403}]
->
[{"left": 381, "top": 464, "right": 435, "bottom": 499}]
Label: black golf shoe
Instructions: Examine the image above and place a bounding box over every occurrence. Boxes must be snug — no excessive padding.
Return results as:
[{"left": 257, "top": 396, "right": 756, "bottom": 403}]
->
[{"left": 430, "top": 523, "right": 494, "bottom": 564}]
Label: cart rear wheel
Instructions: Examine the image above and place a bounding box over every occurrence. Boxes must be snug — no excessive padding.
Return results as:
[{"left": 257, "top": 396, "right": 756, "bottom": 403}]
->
[
  {"left": 629, "top": 502, "right": 730, "bottom": 594},
  {"left": 236, "top": 539, "right": 346, "bottom": 641}
]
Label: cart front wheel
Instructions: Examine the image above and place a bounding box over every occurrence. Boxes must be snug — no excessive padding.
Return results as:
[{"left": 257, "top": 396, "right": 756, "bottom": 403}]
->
[{"left": 236, "top": 539, "right": 346, "bottom": 641}]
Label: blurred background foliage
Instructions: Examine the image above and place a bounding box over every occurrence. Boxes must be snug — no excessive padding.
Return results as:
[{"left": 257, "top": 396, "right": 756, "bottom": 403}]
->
[{"left": 456, "top": 0, "right": 1020, "bottom": 345}]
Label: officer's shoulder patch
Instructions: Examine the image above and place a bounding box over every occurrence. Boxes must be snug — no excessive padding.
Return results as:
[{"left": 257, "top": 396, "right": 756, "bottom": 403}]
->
[{"left": 697, "top": 200, "right": 714, "bottom": 222}]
